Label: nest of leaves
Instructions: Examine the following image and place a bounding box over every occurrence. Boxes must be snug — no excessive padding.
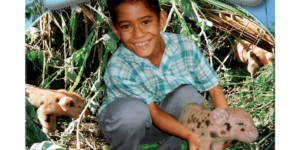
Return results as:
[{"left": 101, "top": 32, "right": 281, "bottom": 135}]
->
[{"left": 25, "top": 0, "right": 275, "bottom": 149}]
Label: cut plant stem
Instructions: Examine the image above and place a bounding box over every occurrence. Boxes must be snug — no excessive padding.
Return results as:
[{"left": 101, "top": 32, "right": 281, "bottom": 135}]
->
[
  {"left": 70, "top": 10, "right": 76, "bottom": 54},
  {"left": 69, "top": 31, "right": 96, "bottom": 93},
  {"left": 60, "top": 12, "right": 68, "bottom": 90},
  {"left": 258, "top": 131, "right": 274, "bottom": 145},
  {"left": 171, "top": 0, "right": 193, "bottom": 40},
  {"left": 98, "top": 23, "right": 105, "bottom": 61},
  {"left": 44, "top": 70, "right": 62, "bottom": 89},
  {"left": 163, "top": 7, "right": 174, "bottom": 32},
  {"left": 76, "top": 84, "right": 106, "bottom": 149},
  {"left": 42, "top": 47, "right": 46, "bottom": 88},
  {"left": 85, "top": 3, "right": 111, "bottom": 24}
]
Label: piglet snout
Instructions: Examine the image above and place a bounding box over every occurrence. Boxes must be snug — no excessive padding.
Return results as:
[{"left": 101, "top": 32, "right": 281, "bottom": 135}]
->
[{"left": 248, "top": 127, "right": 259, "bottom": 142}]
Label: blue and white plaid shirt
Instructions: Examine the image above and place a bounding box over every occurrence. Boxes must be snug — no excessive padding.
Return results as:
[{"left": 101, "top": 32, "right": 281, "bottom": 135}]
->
[{"left": 99, "top": 32, "right": 219, "bottom": 113}]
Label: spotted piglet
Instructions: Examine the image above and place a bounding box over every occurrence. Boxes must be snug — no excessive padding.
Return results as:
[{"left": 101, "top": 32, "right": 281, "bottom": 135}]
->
[{"left": 179, "top": 103, "right": 258, "bottom": 150}]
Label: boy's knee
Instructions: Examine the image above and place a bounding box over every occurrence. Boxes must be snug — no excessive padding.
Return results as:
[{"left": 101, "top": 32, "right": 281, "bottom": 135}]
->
[
  {"left": 163, "top": 84, "right": 204, "bottom": 119},
  {"left": 174, "top": 84, "right": 204, "bottom": 105},
  {"left": 100, "top": 97, "right": 151, "bottom": 128}
]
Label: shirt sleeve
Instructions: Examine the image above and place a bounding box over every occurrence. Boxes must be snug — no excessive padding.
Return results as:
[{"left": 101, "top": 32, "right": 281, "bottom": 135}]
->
[
  {"left": 104, "top": 71, "right": 156, "bottom": 106},
  {"left": 188, "top": 41, "right": 220, "bottom": 91}
]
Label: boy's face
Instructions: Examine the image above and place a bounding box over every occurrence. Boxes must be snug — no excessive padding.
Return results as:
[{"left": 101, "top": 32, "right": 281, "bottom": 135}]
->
[{"left": 111, "top": 1, "right": 166, "bottom": 59}]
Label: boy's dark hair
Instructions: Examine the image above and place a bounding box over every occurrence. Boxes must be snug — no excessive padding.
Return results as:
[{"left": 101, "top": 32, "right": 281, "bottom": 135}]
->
[{"left": 107, "top": 0, "right": 161, "bottom": 26}]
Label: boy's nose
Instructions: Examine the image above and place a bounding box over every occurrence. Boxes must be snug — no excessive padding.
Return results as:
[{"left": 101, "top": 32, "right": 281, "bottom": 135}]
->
[{"left": 132, "top": 26, "right": 145, "bottom": 39}]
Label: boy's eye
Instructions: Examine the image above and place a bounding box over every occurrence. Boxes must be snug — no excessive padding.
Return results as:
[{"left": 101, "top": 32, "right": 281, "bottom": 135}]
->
[
  {"left": 142, "top": 20, "right": 150, "bottom": 25},
  {"left": 121, "top": 25, "right": 130, "bottom": 29},
  {"left": 237, "top": 123, "right": 244, "bottom": 126}
]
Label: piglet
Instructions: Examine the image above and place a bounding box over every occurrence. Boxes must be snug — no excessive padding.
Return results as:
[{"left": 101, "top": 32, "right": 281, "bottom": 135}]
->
[
  {"left": 25, "top": 84, "right": 89, "bottom": 134},
  {"left": 233, "top": 40, "right": 274, "bottom": 76},
  {"left": 179, "top": 103, "right": 258, "bottom": 150}
]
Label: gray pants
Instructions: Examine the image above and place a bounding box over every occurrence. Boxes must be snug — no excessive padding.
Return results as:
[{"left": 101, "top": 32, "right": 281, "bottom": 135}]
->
[{"left": 98, "top": 84, "right": 205, "bottom": 150}]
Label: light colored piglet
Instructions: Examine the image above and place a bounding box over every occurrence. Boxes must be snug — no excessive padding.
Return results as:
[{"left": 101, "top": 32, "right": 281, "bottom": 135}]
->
[
  {"left": 25, "top": 84, "right": 89, "bottom": 134},
  {"left": 233, "top": 40, "right": 274, "bottom": 76},
  {"left": 179, "top": 103, "right": 258, "bottom": 150}
]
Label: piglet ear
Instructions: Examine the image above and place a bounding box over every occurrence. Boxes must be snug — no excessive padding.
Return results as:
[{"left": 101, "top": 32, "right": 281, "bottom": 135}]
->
[
  {"left": 265, "top": 53, "right": 274, "bottom": 62},
  {"left": 56, "top": 89, "right": 68, "bottom": 94},
  {"left": 58, "top": 97, "right": 73, "bottom": 112},
  {"left": 212, "top": 107, "right": 229, "bottom": 127}
]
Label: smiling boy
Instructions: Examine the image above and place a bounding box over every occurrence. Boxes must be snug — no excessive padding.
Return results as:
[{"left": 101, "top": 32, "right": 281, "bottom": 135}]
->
[{"left": 97, "top": 0, "right": 229, "bottom": 150}]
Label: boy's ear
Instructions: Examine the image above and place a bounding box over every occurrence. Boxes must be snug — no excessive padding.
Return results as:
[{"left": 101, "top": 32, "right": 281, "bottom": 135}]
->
[
  {"left": 159, "top": 10, "right": 167, "bottom": 30},
  {"left": 111, "top": 23, "right": 121, "bottom": 39}
]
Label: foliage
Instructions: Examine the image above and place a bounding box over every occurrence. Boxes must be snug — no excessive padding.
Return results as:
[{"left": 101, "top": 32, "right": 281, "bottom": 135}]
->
[
  {"left": 25, "top": 0, "right": 275, "bottom": 149},
  {"left": 219, "top": 62, "right": 275, "bottom": 149},
  {"left": 30, "top": 141, "right": 64, "bottom": 150},
  {"left": 25, "top": 98, "right": 50, "bottom": 147},
  {"left": 103, "top": 143, "right": 162, "bottom": 150},
  {"left": 25, "top": 0, "right": 47, "bottom": 22}
]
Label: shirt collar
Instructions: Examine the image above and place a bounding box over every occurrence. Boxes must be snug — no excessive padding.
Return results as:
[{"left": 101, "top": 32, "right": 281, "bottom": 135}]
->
[
  {"left": 121, "top": 31, "right": 180, "bottom": 63},
  {"left": 160, "top": 31, "right": 180, "bottom": 56}
]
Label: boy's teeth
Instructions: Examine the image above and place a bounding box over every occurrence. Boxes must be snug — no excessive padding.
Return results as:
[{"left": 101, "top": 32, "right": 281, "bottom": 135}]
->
[{"left": 135, "top": 42, "right": 148, "bottom": 47}]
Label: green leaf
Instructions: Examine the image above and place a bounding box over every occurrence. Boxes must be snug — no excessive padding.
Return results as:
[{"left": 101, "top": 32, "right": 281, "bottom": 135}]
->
[
  {"left": 76, "top": 54, "right": 85, "bottom": 67},
  {"left": 89, "top": 99, "right": 101, "bottom": 114},
  {"left": 176, "top": 27, "right": 182, "bottom": 35},
  {"left": 60, "top": 122, "right": 75, "bottom": 143},
  {"left": 29, "top": 141, "right": 64, "bottom": 150},
  {"left": 179, "top": 23, "right": 194, "bottom": 41},
  {"left": 68, "top": 51, "right": 85, "bottom": 68},
  {"left": 204, "top": 26, "right": 214, "bottom": 34},
  {"left": 91, "top": 76, "right": 102, "bottom": 92},
  {"left": 96, "top": 13, "right": 104, "bottom": 26},
  {"left": 27, "top": 51, "right": 38, "bottom": 61},
  {"left": 78, "top": 131, "right": 86, "bottom": 141},
  {"left": 51, "top": 38, "right": 58, "bottom": 46},
  {"left": 159, "top": 0, "right": 170, "bottom": 6},
  {"left": 38, "top": 51, "right": 44, "bottom": 67},
  {"left": 139, "top": 142, "right": 161, "bottom": 150},
  {"left": 25, "top": 110, "right": 50, "bottom": 147},
  {"left": 26, "top": 31, "right": 32, "bottom": 39},
  {"left": 67, "top": 68, "right": 78, "bottom": 84},
  {"left": 24, "top": 47, "right": 28, "bottom": 55},
  {"left": 102, "top": 142, "right": 161, "bottom": 150},
  {"left": 50, "top": 59, "right": 58, "bottom": 66},
  {"left": 180, "top": 27, "right": 189, "bottom": 37},
  {"left": 43, "top": 70, "right": 60, "bottom": 89},
  {"left": 39, "top": 75, "right": 51, "bottom": 88},
  {"left": 181, "top": 140, "right": 188, "bottom": 150},
  {"left": 179, "top": 0, "right": 198, "bottom": 22},
  {"left": 103, "top": 145, "right": 111, "bottom": 150},
  {"left": 70, "top": 10, "right": 77, "bottom": 55},
  {"left": 201, "top": 0, "right": 249, "bottom": 19},
  {"left": 196, "top": 22, "right": 203, "bottom": 27},
  {"left": 103, "top": 32, "right": 120, "bottom": 52},
  {"left": 25, "top": 97, "right": 37, "bottom": 121}
]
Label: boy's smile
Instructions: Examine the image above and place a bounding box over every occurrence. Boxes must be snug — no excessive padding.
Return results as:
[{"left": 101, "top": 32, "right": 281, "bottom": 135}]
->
[{"left": 111, "top": 1, "right": 167, "bottom": 67}]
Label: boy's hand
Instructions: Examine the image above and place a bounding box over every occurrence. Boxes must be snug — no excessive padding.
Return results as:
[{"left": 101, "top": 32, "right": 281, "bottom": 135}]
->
[
  {"left": 187, "top": 132, "right": 200, "bottom": 150},
  {"left": 148, "top": 103, "right": 201, "bottom": 149}
]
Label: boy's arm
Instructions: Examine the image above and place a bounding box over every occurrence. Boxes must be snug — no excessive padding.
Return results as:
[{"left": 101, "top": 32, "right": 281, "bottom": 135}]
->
[
  {"left": 207, "top": 84, "right": 228, "bottom": 109},
  {"left": 148, "top": 103, "right": 200, "bottom": 150}
]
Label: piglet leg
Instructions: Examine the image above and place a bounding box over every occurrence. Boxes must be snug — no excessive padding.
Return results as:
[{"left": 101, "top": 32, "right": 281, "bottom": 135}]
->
[
  {"left": 211, "top": 141, "right": 224, "bottom": 150},
  {"left": 49, "top": 115, "right": 57, "bottom": 132},
  {"left": 200, "top": 140, "right": 211, "bottom": 150},
  {"left": 37, "top": 105, "right": 51, "bottom": 135},
  {"left": 37, "top": 102, "right": 66, "bottom": 134}
]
